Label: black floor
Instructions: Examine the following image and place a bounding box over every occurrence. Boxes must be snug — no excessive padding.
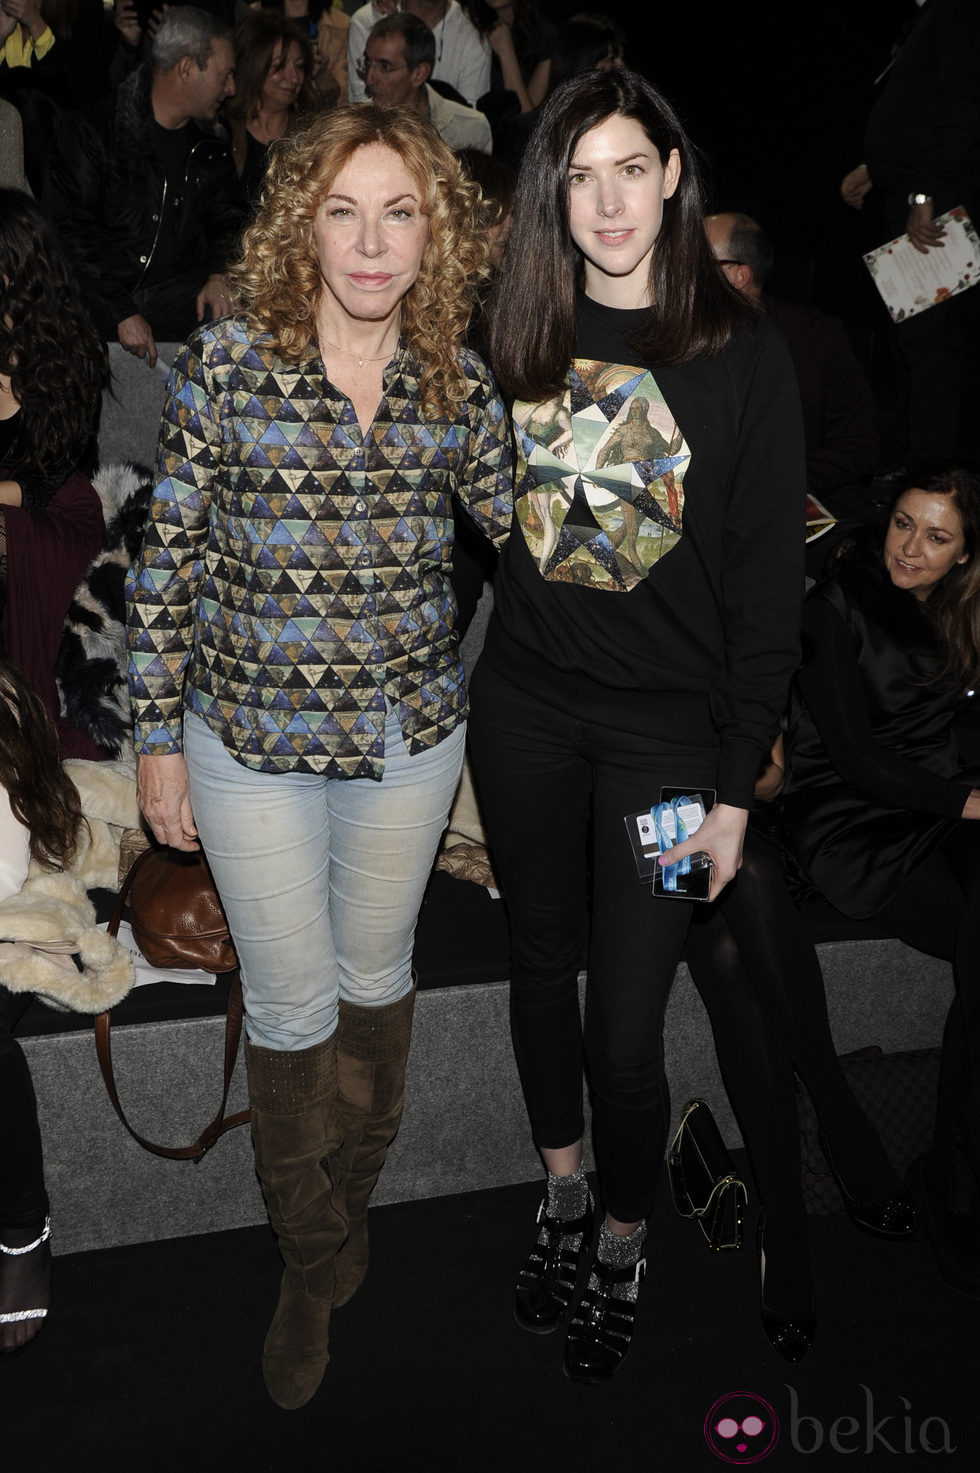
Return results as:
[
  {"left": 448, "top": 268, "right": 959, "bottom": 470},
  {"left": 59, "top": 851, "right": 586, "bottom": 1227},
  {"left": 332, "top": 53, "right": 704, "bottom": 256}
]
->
[{"left": 5, "top": 1161, "right": 975, "bottom": 1472}]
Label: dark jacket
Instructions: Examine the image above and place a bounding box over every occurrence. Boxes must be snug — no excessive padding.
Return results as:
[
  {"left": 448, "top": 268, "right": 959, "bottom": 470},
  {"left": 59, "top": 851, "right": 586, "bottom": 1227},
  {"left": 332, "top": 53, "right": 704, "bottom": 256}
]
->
[
  {"left": 864, "top": 0, "right": 980, "bottom": 233},
  {"left": 764, "top": 294, "right": 878, "bottom": 515},
  {"left": 42, "top": 65, "right": 245, "bottom": 336}
]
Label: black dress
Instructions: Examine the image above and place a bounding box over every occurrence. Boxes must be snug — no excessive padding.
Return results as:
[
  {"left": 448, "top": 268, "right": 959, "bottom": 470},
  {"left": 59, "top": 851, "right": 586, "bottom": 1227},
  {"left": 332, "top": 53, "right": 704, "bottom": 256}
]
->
[{"left": 784, "top": 563, "right": 971, "bottom": 918}]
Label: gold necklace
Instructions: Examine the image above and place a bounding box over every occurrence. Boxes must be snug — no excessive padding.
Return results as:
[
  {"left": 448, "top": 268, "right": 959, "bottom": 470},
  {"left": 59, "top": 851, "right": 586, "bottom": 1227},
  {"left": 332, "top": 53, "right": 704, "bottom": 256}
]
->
[{"left": 321, "top": 335, "right": 398, "bottom": 369}]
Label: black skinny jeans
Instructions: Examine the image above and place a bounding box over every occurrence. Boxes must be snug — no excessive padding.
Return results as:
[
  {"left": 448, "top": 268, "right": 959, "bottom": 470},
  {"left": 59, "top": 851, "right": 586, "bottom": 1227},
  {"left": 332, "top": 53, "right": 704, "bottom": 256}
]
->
[
  {"left": 0, "top": 985, "right": 48, "bottom": 1230},
  {"left": 469, "top": 661, "right": 718, "bottom": 1223}
]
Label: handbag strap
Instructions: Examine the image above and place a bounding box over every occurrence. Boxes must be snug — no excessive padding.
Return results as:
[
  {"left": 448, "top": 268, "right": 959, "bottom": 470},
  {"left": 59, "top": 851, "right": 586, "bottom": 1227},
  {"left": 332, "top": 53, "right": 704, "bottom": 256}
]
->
[
  {"left": 94, "top": 968, "right": 251, "bottom": 1161},
  {"left": 96, "top": 847, "right": 251, "bottom": 1161}
]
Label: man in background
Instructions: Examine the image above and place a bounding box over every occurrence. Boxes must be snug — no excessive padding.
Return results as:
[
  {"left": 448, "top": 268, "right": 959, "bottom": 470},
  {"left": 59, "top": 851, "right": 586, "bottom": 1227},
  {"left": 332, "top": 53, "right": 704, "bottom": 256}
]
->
[
  {"left": 706, "top": 211, "right": 878, "bottom": 528},
  {"left": 44, "top": 6, "right": 243, "bottom": 369},
  {"left": 362, "top": 12, "right": 491, "bottom": 153}
]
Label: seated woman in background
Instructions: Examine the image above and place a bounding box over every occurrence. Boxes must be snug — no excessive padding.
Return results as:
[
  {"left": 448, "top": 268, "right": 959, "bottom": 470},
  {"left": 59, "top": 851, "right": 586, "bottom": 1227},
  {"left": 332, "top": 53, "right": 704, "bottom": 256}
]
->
[
  {"left": 0, "top": 0, "right": 53, "bottom": 71},
  {"left": 0, "top": 659, "right": 85, "bottom": 1350},
  {"left": 227, "top": 10, "right": 318, "bottom": 209},
  {"left": 0, "top": 190, "right": 108, "bottom": 760},
  {"left": 492, "top": 11, "right": 623, "bottom": 167},
  {"left": 547, "top": 12, "right": 624, "bottom": 95},
  {"left": 461, "top": 0, "right": 553, "bottom": 113},
  {"left": 0, "top": 0, "right": 103, "bottom": 107},
  {"left": 264, "top": 0, "right": 347, "bottom": 103},
  {"left": 784, "top": 465, "right": 980, "bottom": 1296}
]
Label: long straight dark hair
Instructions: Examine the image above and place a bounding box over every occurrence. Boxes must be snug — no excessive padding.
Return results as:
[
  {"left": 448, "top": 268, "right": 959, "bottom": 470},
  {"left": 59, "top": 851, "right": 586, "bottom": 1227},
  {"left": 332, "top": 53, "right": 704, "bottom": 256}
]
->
[
  {"left": 0, "top": 660, "right": 81, "bottom": 870},
  {"left": 830, "top": 464, "right": 980, "bottom": 691},
  {"left": 487, "top": 68, "right": 754, "bottom": 402}
]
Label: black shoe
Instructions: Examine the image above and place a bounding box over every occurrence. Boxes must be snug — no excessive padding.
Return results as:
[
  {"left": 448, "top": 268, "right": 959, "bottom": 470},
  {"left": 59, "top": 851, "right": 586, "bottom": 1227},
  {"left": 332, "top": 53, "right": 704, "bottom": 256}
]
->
[
  {"left": 563, "top": 1255, "right": 644, "bottom": 1384},
  {"left": 514, "top": 1195, "right": 595, "bottom": 1334},
  {"left": 818, "top": 1131, "right": 917, "bottom": 1239},
  {"left": 906, "top": 1155, "right": 980, "bottom": 1298},
  {"left": 757, "top": 1210, "right": 815, "bottom": 1364}
]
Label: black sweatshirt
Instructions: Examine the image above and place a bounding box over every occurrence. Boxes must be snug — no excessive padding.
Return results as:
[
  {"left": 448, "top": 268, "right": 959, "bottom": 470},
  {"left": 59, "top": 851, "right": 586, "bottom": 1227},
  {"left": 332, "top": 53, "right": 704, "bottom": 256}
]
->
[{"left": 483, "top": 295, "right": 805, "bottom": 810}]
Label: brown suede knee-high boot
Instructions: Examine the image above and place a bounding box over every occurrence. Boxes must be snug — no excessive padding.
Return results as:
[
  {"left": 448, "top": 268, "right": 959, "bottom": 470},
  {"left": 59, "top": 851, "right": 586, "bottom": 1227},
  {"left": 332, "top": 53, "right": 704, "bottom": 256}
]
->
[
  {"left": 333, "top": 987, "right": 416, "bottom": 1308},
  {"left": 245, "top": 1033, "right": 348, "bottom": 1410}
]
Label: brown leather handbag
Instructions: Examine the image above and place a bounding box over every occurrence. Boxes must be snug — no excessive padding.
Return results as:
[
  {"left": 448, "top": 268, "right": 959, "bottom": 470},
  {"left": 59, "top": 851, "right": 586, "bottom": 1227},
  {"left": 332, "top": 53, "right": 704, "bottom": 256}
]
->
[
  {"left": 123, "top": 846, "right": 238, "bottom": 974},
  {"left": 95, "top": 845, "right": 250, "bottom": 1160}
]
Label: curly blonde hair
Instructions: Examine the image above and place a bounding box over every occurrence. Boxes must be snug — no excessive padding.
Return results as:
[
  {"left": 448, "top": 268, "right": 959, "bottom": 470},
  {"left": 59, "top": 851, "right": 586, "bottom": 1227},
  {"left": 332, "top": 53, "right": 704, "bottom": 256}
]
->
[{"left": 228, "top": 104, "right": 490, "bottom": 416}]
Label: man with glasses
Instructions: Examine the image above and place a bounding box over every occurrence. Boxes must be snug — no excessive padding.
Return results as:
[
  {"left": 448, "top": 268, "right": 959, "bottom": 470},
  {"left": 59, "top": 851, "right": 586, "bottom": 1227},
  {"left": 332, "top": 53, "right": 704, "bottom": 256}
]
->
[
  {"left": 359, "top": 13, "right": 491, "bottom": 154},
  {"left": 705, "top": 211, "right": 879, "bottom": 574}
]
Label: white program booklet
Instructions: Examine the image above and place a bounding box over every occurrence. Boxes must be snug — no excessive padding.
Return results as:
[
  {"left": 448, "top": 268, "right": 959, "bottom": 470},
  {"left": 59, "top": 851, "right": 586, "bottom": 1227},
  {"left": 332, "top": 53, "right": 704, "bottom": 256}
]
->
[
  {"left": 863, "top": 207, "right": 980, "bottom": 324},
  {"left": 99, "top": 918, "right": 218, "bottom": 988}
]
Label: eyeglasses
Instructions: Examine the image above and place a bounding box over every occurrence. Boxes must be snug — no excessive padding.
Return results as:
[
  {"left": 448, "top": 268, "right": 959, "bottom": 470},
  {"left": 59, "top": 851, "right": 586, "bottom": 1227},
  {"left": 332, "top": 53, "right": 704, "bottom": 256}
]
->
[
  {"left": 715, "top": 1417, "right": 766, "bottom": 1438},
  {"left": 356, "top": 55, "right": 408, "bottom": 79}
]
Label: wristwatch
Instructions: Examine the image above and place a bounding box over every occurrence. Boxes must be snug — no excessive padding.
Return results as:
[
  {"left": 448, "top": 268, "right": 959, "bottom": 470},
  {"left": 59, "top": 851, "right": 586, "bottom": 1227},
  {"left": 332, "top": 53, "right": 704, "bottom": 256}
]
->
[{"left": 907, "top": 192, "right": 932, "bottom": 207}]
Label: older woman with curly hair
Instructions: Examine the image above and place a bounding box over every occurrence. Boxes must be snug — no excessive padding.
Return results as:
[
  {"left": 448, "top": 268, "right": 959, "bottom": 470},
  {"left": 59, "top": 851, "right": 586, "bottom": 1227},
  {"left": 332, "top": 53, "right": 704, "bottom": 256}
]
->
[{"left": 127, "top": 103, "right": 512, "bottom": 1411}]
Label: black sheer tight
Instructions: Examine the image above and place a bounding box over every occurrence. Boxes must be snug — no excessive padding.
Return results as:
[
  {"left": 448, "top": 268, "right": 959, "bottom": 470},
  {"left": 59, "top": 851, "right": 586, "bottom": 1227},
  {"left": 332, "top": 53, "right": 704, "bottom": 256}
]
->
[
  {"left": 685, "top": 905, "right": 811, "bottom": 1315},
  {"left": 872, "top": 825, "right": 980, "bottom": 1206},
  {"left": 0, "top": 988, "right": 51, "bottom": 1351},
  {"left": 690, "top": 832, "right": 901, "bottom": 1202}
]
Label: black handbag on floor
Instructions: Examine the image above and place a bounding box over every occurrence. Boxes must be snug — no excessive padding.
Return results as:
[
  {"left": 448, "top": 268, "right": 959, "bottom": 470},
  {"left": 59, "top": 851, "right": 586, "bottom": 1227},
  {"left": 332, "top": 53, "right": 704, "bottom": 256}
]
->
[
  {"left": 668, "top": 1097, "right": 748, "bottom": 1251},
  {"left": 797, "top": 1045, "right": 941, "bottom": 1213}
]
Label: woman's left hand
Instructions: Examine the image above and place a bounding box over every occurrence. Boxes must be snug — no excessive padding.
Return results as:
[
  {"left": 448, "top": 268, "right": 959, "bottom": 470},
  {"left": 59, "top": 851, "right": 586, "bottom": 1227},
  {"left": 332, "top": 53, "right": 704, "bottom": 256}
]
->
[{"left": 660, "top": 802, "right": 748, "bottom": 903}]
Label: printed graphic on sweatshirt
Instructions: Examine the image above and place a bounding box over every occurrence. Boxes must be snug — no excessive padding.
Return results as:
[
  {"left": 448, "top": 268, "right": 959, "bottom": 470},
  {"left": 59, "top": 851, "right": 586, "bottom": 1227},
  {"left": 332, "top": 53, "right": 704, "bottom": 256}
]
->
[{"left": 513, "top": 361, "right": 690, "bottom": 591}]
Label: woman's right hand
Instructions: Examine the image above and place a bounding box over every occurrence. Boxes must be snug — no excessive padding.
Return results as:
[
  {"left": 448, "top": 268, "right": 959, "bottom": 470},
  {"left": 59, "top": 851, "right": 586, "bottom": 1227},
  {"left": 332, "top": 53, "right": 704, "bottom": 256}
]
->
[
  {"left": 489, "top": 19, "right": 517, "bottom": 57},
  {"left": 662, "top": 802, "right": 748, "bottom": 903},
  {"left": 113, "top": 0, "right": 141, "bottom": 44},
  {"left": 841, "top": 163, "right": 872, "bottom": 209},
  {"left": 962, "top": 789, "right": 980, "bottom": 820},
  {"left": 137, "top": 753, "right": 199, "bottom": 851}
]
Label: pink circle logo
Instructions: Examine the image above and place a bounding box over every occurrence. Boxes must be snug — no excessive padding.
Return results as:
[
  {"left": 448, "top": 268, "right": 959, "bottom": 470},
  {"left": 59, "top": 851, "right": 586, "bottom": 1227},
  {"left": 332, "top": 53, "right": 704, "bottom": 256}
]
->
[{"left": 704, "top": 1391, "right": 779, "bottom": 1464}]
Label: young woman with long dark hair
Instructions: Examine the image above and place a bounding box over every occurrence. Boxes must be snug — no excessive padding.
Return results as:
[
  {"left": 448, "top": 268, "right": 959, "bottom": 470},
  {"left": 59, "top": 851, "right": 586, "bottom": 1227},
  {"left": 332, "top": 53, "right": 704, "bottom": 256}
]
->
[
  {"left": 784, "top": 466, "right": 980, "bottom": 1296},
  {"left": 467, "top": 68, "right": 806, "bottom": 1381},
  {"left": 0, "top": 659, "right": 84, "bottom": 1351}
]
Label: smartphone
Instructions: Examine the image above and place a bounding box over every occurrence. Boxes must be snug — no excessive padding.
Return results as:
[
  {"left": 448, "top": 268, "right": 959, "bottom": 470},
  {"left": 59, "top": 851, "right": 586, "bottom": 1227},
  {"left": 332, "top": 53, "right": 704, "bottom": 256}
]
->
[{"left": 652, "top": 787, "right": 716, "bottom": 902}]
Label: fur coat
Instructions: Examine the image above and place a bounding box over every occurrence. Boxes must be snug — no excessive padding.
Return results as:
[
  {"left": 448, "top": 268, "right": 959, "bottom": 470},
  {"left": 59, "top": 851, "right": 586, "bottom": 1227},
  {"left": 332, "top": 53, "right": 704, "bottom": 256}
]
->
[
  {"left": 0, "top": 870, "right": 134, "bottom": 1012},
  {"left": 55, "top": 461, "right": 153, "bottom": 761}
]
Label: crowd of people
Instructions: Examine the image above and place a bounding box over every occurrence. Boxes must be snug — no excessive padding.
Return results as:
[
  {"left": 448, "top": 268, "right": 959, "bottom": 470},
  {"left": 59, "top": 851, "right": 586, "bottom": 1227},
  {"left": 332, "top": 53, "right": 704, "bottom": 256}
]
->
[{"left": 1, "top": 0, "right": 978, "bottom": 1429}]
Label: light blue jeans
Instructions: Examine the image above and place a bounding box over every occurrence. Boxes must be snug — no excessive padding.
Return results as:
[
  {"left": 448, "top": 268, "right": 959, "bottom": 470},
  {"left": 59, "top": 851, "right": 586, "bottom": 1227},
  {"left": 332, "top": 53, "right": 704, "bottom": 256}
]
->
[{"left": 183, "top": 710, "right": 465, "bottom": 1051}]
